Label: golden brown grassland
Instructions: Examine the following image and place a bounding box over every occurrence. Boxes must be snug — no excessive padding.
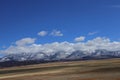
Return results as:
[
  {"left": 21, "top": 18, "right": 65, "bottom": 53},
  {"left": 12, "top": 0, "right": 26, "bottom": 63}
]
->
[{"left": 0, "top": 58, "right": 120, "bottom": 80}]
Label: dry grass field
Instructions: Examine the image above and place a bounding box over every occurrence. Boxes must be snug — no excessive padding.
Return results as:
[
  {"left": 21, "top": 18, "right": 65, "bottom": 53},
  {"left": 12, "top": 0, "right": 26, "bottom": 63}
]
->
[{"left": 0, "top": 58, "right": 120, "bottom": 80}]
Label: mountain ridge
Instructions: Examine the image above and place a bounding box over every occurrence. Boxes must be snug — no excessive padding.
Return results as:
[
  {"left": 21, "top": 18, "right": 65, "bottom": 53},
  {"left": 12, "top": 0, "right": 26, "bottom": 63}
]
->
[{"left": 1, "top": 49, "right": 120, "bottom": 62}]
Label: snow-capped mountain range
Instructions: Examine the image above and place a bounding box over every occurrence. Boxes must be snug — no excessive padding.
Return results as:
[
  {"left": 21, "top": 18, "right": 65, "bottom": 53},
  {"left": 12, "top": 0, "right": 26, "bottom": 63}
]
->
[
  {"left": 0, "top": 49, "right": 120, "bottom": 62},
  {"left": 1, "top": 37, "right": 120, "bottom": 63}
]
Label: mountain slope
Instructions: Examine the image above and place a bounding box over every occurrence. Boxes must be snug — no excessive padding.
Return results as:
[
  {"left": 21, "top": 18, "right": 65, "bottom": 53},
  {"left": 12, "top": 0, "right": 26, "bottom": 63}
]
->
[{"left": 1, "top": 49, "right": 120, "bottom": 62}]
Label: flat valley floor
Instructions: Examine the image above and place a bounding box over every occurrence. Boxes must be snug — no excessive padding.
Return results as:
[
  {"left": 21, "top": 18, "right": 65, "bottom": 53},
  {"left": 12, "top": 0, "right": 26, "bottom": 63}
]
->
[{"left": 0, "top": 58, "right": 120, "bottom": 80}]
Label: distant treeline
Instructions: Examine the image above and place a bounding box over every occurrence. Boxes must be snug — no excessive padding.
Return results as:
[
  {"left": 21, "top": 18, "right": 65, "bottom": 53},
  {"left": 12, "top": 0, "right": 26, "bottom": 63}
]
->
[
  {"left": 0, "top": 57, "right": 118, "bottom": 68},
  {"left": 0, "top": 60, "right": 55, "bottom": 68},
  {"left": 0, "top": 59, "right": 86, "bottom": 68}
]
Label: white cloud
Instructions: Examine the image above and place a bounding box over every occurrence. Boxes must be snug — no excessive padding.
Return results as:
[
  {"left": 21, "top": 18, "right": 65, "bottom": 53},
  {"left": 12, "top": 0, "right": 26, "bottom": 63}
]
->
[
  {"left": 74, "top": 36, "right": 85, "bottom": 42},
  {"left": 88, "top": 31, "right": 98, "bottom": 35},
  {"left": 50, "top": 30, "right": 63, "bottom": 36},
  {"left": 15, "top": 38, "right": 36, "bottom": 46},
  {"left": 38, "top": 31, "right": 48, "bottom": 36},
  {"left": 1, "top": 37, "right": 120, "bottom": 55},
  {"left": 111, "top": 5, "right": 120, "bottom": 8}
]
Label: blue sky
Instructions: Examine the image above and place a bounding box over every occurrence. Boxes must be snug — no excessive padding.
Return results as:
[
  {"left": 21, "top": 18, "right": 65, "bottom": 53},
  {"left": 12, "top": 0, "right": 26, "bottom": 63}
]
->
[{"left": 0, "top": 0, "right": 120, "bottom": 51}]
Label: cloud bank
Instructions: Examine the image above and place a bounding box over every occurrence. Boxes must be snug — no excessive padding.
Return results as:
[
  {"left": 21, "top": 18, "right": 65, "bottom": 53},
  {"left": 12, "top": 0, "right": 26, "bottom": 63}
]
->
[{"left": 1, "top": 37, "right": 120, "bottom": 55}]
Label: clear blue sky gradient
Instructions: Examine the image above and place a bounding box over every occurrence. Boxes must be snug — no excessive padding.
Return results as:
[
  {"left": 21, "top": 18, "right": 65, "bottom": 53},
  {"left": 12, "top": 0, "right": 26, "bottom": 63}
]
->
[{"left": 0, "top": 0, "right": 120, "bottom": 49}]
